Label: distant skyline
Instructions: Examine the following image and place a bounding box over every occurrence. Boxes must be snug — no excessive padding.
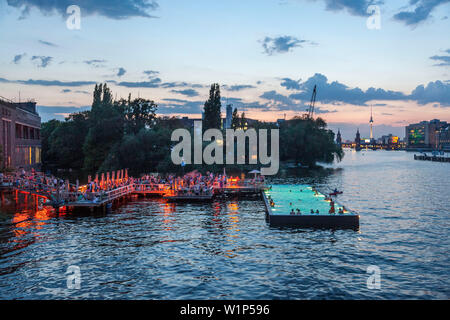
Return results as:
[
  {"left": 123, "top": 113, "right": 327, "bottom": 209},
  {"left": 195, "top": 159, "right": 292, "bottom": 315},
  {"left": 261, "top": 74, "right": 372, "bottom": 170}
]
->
[{"left": 1, "top": 0, "right": 450, "bottom": 140}]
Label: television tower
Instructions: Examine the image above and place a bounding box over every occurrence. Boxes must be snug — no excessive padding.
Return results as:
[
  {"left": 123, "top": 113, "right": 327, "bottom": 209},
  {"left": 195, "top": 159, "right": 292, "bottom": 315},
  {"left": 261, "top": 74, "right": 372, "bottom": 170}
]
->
[{"left": 369, "top": 105, "right": 374, "bottom": 141}]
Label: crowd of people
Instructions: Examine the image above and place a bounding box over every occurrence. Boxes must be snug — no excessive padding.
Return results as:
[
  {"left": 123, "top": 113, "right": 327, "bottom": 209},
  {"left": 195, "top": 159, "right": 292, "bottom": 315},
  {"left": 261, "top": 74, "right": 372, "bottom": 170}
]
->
[
  {"left": 134, "top": 171, "right": 265, "bottom": 197},
  {"left": 5, "top": 168, "right": 349, "bottom": 214},
  {"left": 4, "top": 169, "right": 266, "bottom": 204},
  {"left": 5, "top": 168, "right": 135, "bottom": 204},
  {"left": 11, "top": 168, "right": 69, "bottom": 194}
]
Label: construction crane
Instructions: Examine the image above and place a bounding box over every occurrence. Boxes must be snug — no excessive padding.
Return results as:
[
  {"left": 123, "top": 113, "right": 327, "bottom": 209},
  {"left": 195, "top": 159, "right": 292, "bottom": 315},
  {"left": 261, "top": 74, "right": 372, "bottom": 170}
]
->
[{"left": 306, "top": 85, "right": 317, "bottom": 119}]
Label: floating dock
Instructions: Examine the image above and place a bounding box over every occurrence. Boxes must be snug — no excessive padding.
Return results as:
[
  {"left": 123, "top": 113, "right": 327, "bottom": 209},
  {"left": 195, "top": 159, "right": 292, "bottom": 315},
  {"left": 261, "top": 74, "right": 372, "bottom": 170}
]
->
[
  {"left": 414, "top": 154, "right": 450, "bottom": 162},
  {"left": 263, "top": 185, "right": 359, "bottom": 230},
  {"left": 163, "top": 194, "right": 214, "bottom": 202}
]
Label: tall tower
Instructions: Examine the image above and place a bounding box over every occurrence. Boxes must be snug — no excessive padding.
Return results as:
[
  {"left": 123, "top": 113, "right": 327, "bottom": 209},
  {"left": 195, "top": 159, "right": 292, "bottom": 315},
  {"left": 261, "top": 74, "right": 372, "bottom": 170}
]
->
[
  {"left": 336, "top": 129, "right": 342, "bottom": 146},
  {"left": 355, "top": 128, "right": 361, "bottom": 151},
  {"left": 369, "top": 105, "right": 374, "bottom": 141}
]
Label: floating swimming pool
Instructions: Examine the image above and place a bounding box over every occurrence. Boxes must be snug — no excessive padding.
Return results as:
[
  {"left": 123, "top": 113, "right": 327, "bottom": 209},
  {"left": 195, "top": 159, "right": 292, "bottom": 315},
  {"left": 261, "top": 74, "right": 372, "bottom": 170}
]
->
[{"left": 263, "top": 185, "right": 359, "bottom": 229}]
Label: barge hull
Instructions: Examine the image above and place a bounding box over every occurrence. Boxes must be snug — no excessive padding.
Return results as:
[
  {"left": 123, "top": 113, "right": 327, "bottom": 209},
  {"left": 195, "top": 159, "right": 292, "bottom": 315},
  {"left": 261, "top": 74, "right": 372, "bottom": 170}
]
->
[{"left": 268, "top": 214, "right": 359, "bottom": 230}]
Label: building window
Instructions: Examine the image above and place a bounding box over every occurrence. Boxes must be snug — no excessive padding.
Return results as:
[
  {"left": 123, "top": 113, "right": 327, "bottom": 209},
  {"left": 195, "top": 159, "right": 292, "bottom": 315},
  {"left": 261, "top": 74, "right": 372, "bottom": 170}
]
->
[
  {"left": 408, "top": 128, "right": 425, "bottom": 145},
  {"left": 35, "top": 147, "right": 41, "bottom": 164},
  {"left": 15, "top": 124, "right": 22, "bottom": 139},
  {"left": 15, "top": 146, "right": 29, "bottom": 166}
]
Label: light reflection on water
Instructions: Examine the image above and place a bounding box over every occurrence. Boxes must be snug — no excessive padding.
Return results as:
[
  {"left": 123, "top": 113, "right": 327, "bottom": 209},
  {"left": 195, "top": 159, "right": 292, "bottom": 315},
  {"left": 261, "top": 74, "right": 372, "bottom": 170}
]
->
[{"left": 0, "top": 151, "right": 449, "bottom": 299}]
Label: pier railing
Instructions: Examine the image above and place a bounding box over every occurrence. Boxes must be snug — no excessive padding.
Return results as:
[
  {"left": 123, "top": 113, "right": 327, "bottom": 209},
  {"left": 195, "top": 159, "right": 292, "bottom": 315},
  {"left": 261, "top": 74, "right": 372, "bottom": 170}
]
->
[
  {"left": 59, "top": 184, "right": 135, "bottom": 204},
  {"left": 101, "top": 184, "right": 135, "bottom": 202}
]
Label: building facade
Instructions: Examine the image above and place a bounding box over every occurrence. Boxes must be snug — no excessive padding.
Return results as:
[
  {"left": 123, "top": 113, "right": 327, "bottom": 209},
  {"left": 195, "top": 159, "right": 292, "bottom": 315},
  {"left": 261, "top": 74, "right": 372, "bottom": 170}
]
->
[
  {"left": 378, "top": 134, "right": 399, "bottom": 146},
  {"left": 0, "top": 98, "right": 41, "bottom": 169},
  {"left": 405, "top": 119, "right": 448, "bottom": 149},
  {"left": 405, "top": 121, "right": 428, "bottom": 147},
  {"left": 438, "top": 126, "right": 450, "bottom": 151}
]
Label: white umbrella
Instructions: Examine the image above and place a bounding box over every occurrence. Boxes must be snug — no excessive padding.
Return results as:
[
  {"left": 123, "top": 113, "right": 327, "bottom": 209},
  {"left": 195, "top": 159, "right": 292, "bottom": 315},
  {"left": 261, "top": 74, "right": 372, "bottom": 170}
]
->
[{"left": 249, "top": 169, "right": 261, "bottom": 180}]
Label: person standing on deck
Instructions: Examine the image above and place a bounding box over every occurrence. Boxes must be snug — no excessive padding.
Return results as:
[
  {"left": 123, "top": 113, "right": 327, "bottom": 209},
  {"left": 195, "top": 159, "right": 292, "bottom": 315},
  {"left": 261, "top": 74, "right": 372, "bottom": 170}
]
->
[{"left": 329, "top": 200, "right": 335, "bottom": 214}]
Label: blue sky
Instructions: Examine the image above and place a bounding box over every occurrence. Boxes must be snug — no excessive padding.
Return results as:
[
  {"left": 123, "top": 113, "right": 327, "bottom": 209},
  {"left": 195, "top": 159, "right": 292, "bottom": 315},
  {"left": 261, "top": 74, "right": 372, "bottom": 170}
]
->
[{"left": 1, "top": 0, "right": 449, "bottom": 139}]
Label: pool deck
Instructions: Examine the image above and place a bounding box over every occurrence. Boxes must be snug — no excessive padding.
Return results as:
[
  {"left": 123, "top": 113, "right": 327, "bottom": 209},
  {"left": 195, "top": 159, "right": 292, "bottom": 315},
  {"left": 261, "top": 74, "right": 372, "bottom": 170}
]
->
[{"left": 262, "top": 185, "right": 359, "bottom": 230}]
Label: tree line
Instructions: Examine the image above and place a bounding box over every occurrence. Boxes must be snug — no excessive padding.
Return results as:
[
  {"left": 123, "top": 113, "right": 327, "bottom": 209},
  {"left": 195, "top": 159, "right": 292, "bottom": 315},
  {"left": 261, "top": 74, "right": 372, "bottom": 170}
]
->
[{"left": 41, "top": 83, "right": 343, "bottom": 177}]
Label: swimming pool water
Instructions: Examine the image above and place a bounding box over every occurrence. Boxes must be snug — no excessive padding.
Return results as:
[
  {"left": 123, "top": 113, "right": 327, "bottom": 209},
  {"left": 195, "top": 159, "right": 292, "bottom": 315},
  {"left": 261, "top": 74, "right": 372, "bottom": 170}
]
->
[{"left": 264, "top": 185, "right": 351, "bottom": 216}]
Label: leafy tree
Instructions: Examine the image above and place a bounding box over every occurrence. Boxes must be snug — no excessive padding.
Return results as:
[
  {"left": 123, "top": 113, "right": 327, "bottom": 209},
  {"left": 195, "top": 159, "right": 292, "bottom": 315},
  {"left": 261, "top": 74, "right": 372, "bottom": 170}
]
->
[
  {"left": 280, "top": 117, "right": 343, "bottom": 167},
  {"left": 203, "top": 83, "right": 222, "bottom": 130},
  {"left": 231, "top": 108, "right": 240, "bottom": 129},
  {"left": 41, "top": 119, "right": 62, "bottom": 170},
  {"left": 240, "top": 112, "right": 246, "bottom": 129},
  {"left": 122, "top": 95, "right": 157, "bottom": 134},
  {"left": 100, "top": 127, "right": 172, "bottom": 175},
  {"left": 49, "top": 112, "right": 89, "bottom": 170},
  {"left": 155, "top": 116, "right": 185, "bottom": 131},
  {"left": 40, "top": 82, "right": 343, "bottom": 176},
  {"left": 83, "top": 83, "right": 124, "bottom": 173}
]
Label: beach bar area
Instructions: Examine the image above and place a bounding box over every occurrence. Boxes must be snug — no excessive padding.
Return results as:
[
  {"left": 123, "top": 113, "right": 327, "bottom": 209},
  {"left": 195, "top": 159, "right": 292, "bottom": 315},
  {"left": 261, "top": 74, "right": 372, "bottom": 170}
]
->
[{"left": 263, "top": 185, "right": 359, "bottom": 230}]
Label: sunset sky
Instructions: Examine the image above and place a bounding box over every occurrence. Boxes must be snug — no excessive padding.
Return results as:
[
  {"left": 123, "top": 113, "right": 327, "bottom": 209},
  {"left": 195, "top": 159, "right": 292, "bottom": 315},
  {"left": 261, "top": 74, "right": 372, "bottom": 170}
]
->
[{"left": 1, "top": 0, "right": 449, "bottom": 140}]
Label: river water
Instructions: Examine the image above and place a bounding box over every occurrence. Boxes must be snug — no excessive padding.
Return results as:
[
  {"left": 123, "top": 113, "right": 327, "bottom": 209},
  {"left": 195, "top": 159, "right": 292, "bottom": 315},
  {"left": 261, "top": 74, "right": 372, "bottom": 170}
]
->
[{"left": 0, "top": 150, "right": 449, "bottom": 299}]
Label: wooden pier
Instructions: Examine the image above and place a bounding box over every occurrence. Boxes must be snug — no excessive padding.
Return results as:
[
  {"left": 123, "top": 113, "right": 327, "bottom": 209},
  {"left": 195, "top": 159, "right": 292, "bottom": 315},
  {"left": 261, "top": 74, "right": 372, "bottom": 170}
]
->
[
  {"left": 164, "top": 194, "right": 214, "bottom": 202},
  {"left": 9, "top": 179, "right": 135, "bottom": 210},
  {"left": 63, "top": 184, "right": 135, "bottom": 208},
  {"left": 4, "top": 173, "right": 267, "bottom": 211}
]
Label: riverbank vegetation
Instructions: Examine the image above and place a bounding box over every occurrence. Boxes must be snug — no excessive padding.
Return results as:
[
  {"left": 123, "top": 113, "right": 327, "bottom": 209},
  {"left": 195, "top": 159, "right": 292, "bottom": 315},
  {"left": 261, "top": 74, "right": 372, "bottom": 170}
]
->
[{"left": 41, "top": 83, "right": 343, "bottom": 177}]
